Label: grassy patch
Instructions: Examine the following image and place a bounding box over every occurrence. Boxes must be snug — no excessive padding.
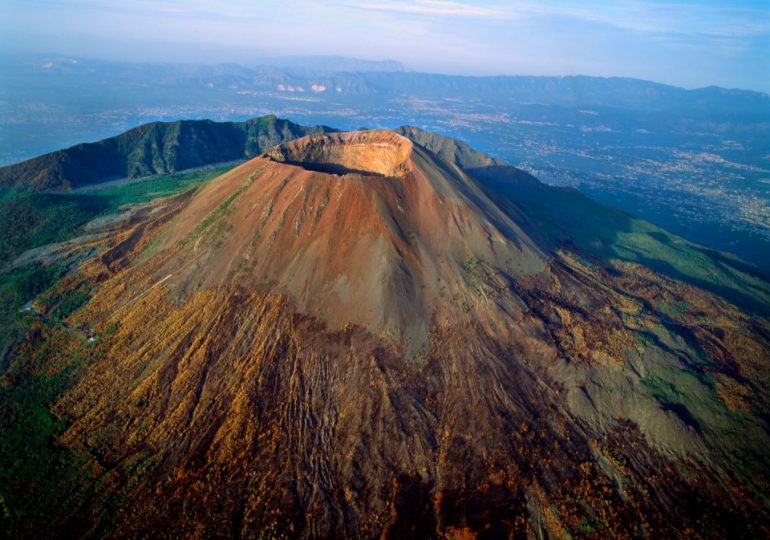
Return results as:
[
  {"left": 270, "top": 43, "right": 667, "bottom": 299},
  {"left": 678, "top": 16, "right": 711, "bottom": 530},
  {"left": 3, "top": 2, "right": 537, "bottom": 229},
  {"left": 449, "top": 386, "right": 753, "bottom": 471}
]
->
[
  {"left": 577, "top": 514, "right": 604, "bottom": 534},
  {"left": 189, "top": 188, "right": 244, "bottom": 240},
  {"left": 0, "top": 330, "right": 93, "bottom": 535},
  {"left": 188, "top": 168, "right": 260, "bottom": 242},
  {"left": 87, "top": 164, "right": 235, "bottom": 207},
  {"left": 0, "top": 262, "right": 69, "bottom": 344},
  {"left": 49, "top": 288, "right": 92, "bottom": 321},
  {"left": 462, "top": 256, "right": 483, "bottom": 289},
  {"left": 462, "top": 256, "right": 481, "bottom": 276},
  {"left": 0, "top": 193, "right": 110, "bottom": 268},
  {"left": 661, "top": 300, "right": 691, "bottom": 318},
  {"left": 480, "top": 173, "right": 770, "bottom": 316},
  {"left": 105, "top": 321, "right": 120, "bottom": 337}
]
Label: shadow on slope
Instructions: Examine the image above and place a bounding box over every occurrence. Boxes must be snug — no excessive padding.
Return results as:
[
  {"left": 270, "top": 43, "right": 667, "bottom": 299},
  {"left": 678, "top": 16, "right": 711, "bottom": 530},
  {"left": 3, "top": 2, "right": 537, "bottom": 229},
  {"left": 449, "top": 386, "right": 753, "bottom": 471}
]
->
[
  {"left": 470, "top": 165, "right": 770, "bottom": 317},
  {"left": 277, "top": 161, "right": 387, "bottom": 177}
]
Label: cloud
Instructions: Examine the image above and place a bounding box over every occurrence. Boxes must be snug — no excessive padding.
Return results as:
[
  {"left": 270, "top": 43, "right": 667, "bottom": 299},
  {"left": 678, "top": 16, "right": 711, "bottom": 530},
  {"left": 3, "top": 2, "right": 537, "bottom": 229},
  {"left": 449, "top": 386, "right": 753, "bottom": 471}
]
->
[
  {"left": 540, "top": 2, "right": 770, "bottom": 39},
  {"left": 340, "top": 0, "right": 505, "bottom": 18},
  {"left": 340, "top": 1, "right": 768, "bottom": 44}
]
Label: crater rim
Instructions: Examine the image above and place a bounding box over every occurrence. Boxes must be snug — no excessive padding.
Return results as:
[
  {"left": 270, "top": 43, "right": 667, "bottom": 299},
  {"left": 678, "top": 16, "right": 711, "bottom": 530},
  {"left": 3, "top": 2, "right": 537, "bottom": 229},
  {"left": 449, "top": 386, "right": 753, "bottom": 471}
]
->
[{"left": 264, "top": 130, "right": 413, "bottom": 177}]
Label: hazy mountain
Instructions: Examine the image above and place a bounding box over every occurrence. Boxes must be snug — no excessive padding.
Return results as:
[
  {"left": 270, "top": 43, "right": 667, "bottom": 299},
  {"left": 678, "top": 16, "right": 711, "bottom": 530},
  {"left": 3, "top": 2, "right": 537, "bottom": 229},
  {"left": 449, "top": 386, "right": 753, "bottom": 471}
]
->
[
  {"left": 1, "top": 126, "right": 768, "bottom": 537},
  {"left": 3, "top": 54, "right": 766, "bottom": 117},
  {"left": 256, "top": 55, "right": 411, "bottom": 74}
]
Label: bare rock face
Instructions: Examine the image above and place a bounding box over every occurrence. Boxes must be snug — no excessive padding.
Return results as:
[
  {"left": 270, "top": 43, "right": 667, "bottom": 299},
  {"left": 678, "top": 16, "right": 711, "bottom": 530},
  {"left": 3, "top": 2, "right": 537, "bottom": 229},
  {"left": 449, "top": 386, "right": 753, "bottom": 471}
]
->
[
  {"left": 15, "top": 129, "right": 770, "bottom": 538},
  {"left": 264, "top": 131, "right": 413, "bottom": 177}
]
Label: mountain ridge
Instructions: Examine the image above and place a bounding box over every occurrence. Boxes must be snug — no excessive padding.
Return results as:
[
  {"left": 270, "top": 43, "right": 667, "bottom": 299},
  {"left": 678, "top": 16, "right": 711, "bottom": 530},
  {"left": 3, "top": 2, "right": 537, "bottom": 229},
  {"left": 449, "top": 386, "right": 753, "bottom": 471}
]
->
[
  {"left": 0, "top": 115, "right": 334, "bottom": 191},
  {"left": 6, "top": 53, "right": 768, "bottom": 96}
]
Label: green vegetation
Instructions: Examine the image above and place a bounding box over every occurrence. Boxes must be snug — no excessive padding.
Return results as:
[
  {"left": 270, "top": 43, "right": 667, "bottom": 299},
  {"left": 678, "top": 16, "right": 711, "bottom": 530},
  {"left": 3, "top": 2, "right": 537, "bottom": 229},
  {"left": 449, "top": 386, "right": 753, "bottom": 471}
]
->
[
  {"left": 88, "top": 164, "right": 235, "bottom": 207},
  {"left": 105, "top": 321, "right": 120, "bottom": 337},
  {"left": 190, "top": 188, "right": 243, "bottom": 240},
  {"left": 637, "top": 351, "right": 731, "bottom": 435},
  {"left": 481, "top": 170, "right": 770, "bottom": 315},
  {"left": 0, "top": 262, "right": 69, "bottom": 344},
  {"left": 462, "top": 257, "right": 484, "bottom": 293},
  {"left": 577, "top": 514, "right": 604, "bottom": 534},
  {"left": 0, "top": 165, "right": 234, "bottom": 344},
  {"left": 0, "top": 327, "right": 90, "bottom": 534},
  {"left": 661, "top": 300, "right": 691, "bottom": 317},
  {"left": 0, "top": 165, "right": 234, "bottom": 271},
  {"left": 0, "top": 285, "right": 138, "bottom": 536},
  {"left": 0, "top": 166, "right": 233, "bottom": 333},
  {"left": 0, "top": 188, "right": 20, "bottom": 203},
  {"left": 0, "top": 115, "right": 328, "bottom": 192},
  {"left": 462, "top": 256, "right": 481, "bottom": 276},
  {"left": 0, "top": 192, "right": 110, "bottom": 266},
  {"left": 50, "top": 288, "right": 91, "bottom": 321},
  {"left": 188, "top": 168, "right": 260, "bottom": 242}
]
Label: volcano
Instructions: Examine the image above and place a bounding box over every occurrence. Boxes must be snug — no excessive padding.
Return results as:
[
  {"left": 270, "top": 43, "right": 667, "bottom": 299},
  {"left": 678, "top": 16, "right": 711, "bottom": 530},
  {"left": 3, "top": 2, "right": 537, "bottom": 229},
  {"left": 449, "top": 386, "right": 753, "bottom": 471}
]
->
[
  {"left": 5, "top": 128, "right": 770, "bottom": 538},
  {"left": 149, "top": 130, "right": 545, "bottom": 352}
]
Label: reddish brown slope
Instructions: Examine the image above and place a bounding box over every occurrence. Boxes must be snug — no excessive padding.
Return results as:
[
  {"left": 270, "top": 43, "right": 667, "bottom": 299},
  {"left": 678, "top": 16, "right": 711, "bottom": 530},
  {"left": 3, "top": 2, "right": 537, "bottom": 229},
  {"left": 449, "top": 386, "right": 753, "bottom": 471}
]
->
[{"left": 143, "top": 130, "right": 546, "bottom": 350}]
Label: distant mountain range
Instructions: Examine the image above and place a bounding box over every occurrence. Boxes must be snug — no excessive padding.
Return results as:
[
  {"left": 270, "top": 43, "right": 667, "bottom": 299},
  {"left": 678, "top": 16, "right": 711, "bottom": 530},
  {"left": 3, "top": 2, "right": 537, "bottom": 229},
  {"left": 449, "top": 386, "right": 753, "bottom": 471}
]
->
[{"left": 4, "top": 54, "right": 767, "bottom": 117}]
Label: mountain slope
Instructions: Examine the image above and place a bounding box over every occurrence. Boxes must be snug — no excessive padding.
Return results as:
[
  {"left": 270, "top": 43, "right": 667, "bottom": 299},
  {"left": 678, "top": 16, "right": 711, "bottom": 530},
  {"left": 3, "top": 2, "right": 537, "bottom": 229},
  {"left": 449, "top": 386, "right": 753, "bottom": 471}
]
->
[
  {"left": 394, "top": 126, "right": 770, "bottom": 316},
  {"left": 1, "top": 128, "right": 769, "bottom": 538},
  {"left": 470, "top": 163, "right": 770, "bottom": 316},
  {"left": 127, "top": 130, "right": 545, "bottom": 350},
  {"left": 0, "top": 115, "right": 332, "bottom": 191}
]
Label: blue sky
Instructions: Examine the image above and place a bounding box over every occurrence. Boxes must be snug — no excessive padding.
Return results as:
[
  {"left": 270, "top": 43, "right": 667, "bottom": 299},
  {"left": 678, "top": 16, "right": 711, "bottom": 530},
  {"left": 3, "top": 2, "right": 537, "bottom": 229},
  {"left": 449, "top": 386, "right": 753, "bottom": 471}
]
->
[{"left": 2, "top": 0, "right": 768, "bottom": 91}]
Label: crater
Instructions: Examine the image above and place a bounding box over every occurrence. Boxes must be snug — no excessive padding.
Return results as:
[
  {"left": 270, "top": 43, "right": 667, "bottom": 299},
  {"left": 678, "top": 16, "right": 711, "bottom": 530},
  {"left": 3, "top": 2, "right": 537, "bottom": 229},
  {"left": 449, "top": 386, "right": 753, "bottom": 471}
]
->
[{"left": 264, "top": 130, "right": 413, "bottom": 177}]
